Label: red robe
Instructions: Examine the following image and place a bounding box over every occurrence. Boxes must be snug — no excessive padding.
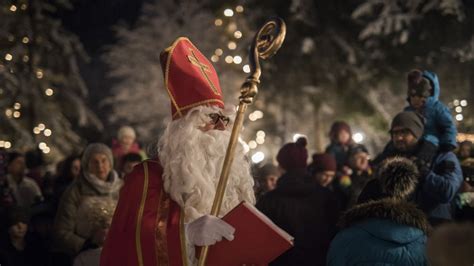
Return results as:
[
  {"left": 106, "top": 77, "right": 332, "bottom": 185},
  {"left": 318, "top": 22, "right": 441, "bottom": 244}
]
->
[{"left": 100, "top": 160, "right": 188, "bottom": 266}]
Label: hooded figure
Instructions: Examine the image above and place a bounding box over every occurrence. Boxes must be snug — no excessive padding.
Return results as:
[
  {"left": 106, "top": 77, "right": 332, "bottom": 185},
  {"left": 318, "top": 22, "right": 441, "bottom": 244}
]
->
[{"left": 328, "top": 157, "right": 430, "bottom": 266}]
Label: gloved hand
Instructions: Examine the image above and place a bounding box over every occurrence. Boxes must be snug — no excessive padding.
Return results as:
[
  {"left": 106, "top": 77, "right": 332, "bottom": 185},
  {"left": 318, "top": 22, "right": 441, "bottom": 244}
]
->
[
  {"left": 186, "top": 215, "right": 235, "bottom": 246},
  {"left": 414, "top": 158, "right": 431, "bottom": 178},
  {"left": 439, "top": 144, "right": 456, "bottom": 152}
]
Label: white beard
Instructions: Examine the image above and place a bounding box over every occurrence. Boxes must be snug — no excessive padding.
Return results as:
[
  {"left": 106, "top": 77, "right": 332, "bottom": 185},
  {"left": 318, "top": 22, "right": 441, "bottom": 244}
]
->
[{"left": 158, "top": 106, "right": 256, "bottom": 223}]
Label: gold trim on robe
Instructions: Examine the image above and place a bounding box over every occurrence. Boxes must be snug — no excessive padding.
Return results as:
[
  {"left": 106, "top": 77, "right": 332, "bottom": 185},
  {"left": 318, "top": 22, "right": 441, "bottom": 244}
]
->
[{"left": 136, "top": 162, "right": 149, "bottom": 266}]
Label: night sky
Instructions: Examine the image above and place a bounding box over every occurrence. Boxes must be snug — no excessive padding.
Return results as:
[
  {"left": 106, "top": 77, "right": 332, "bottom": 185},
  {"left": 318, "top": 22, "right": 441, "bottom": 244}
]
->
[{"left": 58, "top": 0, "right": 146, "bottom": 114}]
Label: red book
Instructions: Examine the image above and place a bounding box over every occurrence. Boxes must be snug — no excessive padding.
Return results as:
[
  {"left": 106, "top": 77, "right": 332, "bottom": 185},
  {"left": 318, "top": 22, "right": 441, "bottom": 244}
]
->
[{"left": 206, "top": 201, "right": 294, "bottom": 266}]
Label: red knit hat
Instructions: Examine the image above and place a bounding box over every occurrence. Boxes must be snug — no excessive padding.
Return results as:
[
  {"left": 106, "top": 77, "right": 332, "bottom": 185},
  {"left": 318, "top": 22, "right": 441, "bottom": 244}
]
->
[
  {"left": 159, "top": 37, "right": 224, "bottom": 120},
  {"left": 309, "top": 153, "right": 337, "bottom": 174},
  {"left": 276, "top": 137, "right": 308, "bottom": 170}
]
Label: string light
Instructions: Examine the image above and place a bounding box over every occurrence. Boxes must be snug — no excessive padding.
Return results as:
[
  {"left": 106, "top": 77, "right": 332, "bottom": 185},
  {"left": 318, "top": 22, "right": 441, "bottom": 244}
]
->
[
  {"left": 22, "top": 55, "right": 29, "bottom": 62},
  {"left": 44, "top": 129, "right": 52, "bottom": 136},
  {"left": 453, "top": 99, "right": 460, "bottom": 106},
  {"left": 211, "top": 55, "right": 219, "bottom": 62},
  {"left": 13, "top": 103, "right": 21, "bottom": 109},
  {"left": 33, "top": 127, "right": 41, "bottom": 134},
  {"left": 234, "top": 31, "right": 242, "bottom": 39},
  {"left": 256, "top": 136, "right": 265, "bottom": 144},
  {"left": 233, "top": 55, "right": 242, "bottom": 64},
  {"left": 10, "top": 5, "right": 17, "bottom": 12},
  {"left": 243, "top": 64, "right": 250, "bottom": 73},
  {"left": 13, "top": 111, "right": 21, "bottom": 118},
  {"left": 214, "top": 19, "right": 223, "bottom": 26},
  {"left": 236, "top": 5, "right": 244, "bottom": 12},
  {"left": 248, "top": 140, "right": 257, "bottom": 149},
  {"left": 39, "top": 142, "right": 47, "bottom": 149},
  {"left": 20, "top": 4, "right": 27, "bottom": 10},
  {"left": 8, "top": 35, "right": 14, "bottom": 42},
  {"left": 225, "top": 56, "right": 233, "bottom": 64},
  {"left": 36, "top": 70, "right": 43, "bottom": 79},
  {"left": 460, "top": 100, "right": 467, "bottom": 107},
  {"left": 215, "top": 49, "right": 223, "bottom": 56},
  {"left": 455, "top": 106, "right": 462, "bottom": 113},
  {"left": 5, "top": 54, "right": 13, "bottom": 61},
  {"left": 257, "top": 131, "right": 266, "bottom": 138},
  {"left": 456, "top": 114, "right": 464, "bottom": 121},
  {"left": 5, "top": 109, "right": 13, "bottom": 117},
  {"left": 224, "top": 9, "right": 234, "bottom": 17},
  {"left": 45, "top": 88, "right": 54, "bottom": 96},
  {"left": 228, "top": 41, "right": 237, "bottom": 50},
  {"left": 38, "top": 123, "right": 45, "bottom": 130},
  {"left": 22, "top": 37, "right": 29, "bottom": 44},
  {"left": 43, "top": 147, "right": 51, "bottom": 154},
  {"left": 4, "top": 141, "right": 12, "bottom": 149}
]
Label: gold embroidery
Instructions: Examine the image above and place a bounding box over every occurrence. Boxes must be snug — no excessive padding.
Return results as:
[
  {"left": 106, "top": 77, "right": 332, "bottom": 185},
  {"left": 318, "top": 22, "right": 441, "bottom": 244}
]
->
[
  {"left": 171, "top": 99, "right": 225, "bottom": 119},
  {"left": 187, "top": 49, "right": 220, "bottom": 95},
  {"left": 155, "top": 187, "right": 170, "bottom": 265},
  {"left": 136, "top": 162, "right": 150, "bottom": 266}
]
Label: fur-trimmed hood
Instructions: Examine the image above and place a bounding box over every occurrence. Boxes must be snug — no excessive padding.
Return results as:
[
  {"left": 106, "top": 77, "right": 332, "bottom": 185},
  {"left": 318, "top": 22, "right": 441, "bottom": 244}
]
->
[{"left": 339, "top": 199, "right": 431, "bottom": 241}]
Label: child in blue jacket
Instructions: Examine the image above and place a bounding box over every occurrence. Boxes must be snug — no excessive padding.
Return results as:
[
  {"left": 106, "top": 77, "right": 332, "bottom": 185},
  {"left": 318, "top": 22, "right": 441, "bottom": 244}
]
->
[{"left": 404, "top": 69, "right": 457, "bottom": 169}]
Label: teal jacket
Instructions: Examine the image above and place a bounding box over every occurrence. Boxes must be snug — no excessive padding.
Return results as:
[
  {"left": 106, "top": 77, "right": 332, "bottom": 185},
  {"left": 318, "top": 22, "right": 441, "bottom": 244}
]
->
[{"left": 328, "top": 199, "right": 430, "bottom": 266}]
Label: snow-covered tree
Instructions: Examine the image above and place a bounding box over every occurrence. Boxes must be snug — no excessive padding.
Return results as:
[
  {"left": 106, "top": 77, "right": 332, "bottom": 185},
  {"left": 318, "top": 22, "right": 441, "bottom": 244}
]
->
[{"left": 0, "top": 0, "right": 102, "bottom": 157}]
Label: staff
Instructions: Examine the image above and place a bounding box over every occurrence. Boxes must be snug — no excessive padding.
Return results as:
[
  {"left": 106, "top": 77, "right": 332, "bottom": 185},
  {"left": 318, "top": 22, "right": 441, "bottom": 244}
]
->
[{"left": 198, "top": 17, "right": 286, "bottom": 266}]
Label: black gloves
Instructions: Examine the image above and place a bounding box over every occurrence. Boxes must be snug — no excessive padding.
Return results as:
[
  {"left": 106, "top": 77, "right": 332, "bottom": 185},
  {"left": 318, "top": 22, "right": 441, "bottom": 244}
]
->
[{"left": 434, "top": 160, "right": 456, "bottom": 175}]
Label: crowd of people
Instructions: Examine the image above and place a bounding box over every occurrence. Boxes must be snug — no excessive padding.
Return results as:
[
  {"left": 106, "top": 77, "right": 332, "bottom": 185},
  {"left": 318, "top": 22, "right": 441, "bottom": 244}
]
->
[{"left": 1, "top": 39, "right": 473, "bottom": 266}]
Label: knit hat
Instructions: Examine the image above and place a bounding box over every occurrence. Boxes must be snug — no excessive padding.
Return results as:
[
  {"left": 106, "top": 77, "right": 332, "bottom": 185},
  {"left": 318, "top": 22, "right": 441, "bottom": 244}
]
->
[
  {"left": 407, "top": 69, "right": 432, "bottom": 98},
  {"left": 390, "top": 111, "right": 425, "bottom": 139},
  {"left": 81, "top": 143, "right": 114, "bottom": 173},
  {"left": 378, "top": 157, "right": 419, "bottom": 199},
  {"left": 276, "top": 137, "right": 308, "bottom": 170},
  {"left": 348, "top": 144, "right": 369, "bottom": 159},
  {"left": 256, "top": 163, "right": 279, "bottom": 180},
  {"left": 329, "top": 121, "right": 352, "bottom": 143},
  {"left": 6, "top": 206, "right": 30, "bottom": 227},
  {"left": 308, "top": 153, "right": 337, "bottom": 175}
]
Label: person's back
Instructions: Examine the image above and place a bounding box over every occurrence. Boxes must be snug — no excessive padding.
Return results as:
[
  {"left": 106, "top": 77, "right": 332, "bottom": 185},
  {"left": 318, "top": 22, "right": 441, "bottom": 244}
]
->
[{"left": 257, "top": 169, "right": 338, "bottom": 266}]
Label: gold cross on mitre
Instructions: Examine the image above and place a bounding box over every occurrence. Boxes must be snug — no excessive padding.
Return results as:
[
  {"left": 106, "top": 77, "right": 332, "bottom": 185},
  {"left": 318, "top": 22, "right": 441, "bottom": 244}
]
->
[{"left": 187, "top": 49, "right": 220, "bottom": 95}]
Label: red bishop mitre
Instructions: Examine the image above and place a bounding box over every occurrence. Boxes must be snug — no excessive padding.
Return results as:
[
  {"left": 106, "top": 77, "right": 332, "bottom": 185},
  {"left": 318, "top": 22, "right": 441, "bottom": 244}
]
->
[{"left": 160, "top": 37, "right": 224, "bottom": 120}]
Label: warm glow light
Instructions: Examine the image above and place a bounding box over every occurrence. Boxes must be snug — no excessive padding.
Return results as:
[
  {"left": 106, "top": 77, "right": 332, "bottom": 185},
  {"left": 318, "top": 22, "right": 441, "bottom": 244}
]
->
[
  {"left": 460, "top": 100, "right": 468, "bottom": 107},
  {"left": 453, "top": 99, "right": 460, "bottom": 106},
  {"left": 215, "top": 48, "right": 223, "bottom": 56},
  {"left": 22, "top": 37, "right": 29, "bottom": 43},
  {"left": 225, "top": 56, "right": 233, "bottom": 64},
  {"left": 33, "top": 127, "right": 41, "bottom": 134},
  {"left": 5, "top": 109, "right": 13, "bottom": 117},
  {"left": 10, "top": 5, "right": 17, "bottom": 12},
  {"left": 224, "top": 9, "right": 234, "bottom": 17},
  {"left": 14, "top": 102, "right": 21, "bottom": 110},
  {"left": 211, "top": 55, "right": 219, "bottom": 62},
  {"left": 236, "top": 5, "right": 244, "bottom": 12},
  {"left": 243, "top": 64, "right": 250, "bottom": 73},
  {"left": 249, "top": 113, "right": 256, "bottom": 121},
  {"left": 234, "top": 31, "right": 242, "bottom": 39},
  {"left": 455, "top": 106, "right": 462, "bottom": 113},
  {"left": 45, "top": 88, "right": 54, "bottom": 96},
  {"left": 22, "top": 55, "right": 29, "bottom": 62},
  {"left": 353, "top": 132, "right": 364, "bottom": 143},
  {"left": 214, "top": 19, "right": 223, "bottom": 26},
  {"left": 36, "top": 70, "right": 43, "bottom": 79},
  {"left": 248, "top": 141, "right": 257, "bottom": 149},
  {"left": 4, "top": 141, "right": 11, "bottom": 149},
  {"left": 456, "top": 114, "right": 464, "bottom": 121},
  {"left": 256, "top": 136, "right": 265, "bottom": 144},
  {"left": 43, "top": 147, "right": 51, "bottom": 154},
  {"left": 39, "top": 142, "right": 47, "bottom": 149},
  {"left": 233, "top": 55, "right": 242, "bottom": 64},
  {"left": 228, "top": 41, "right": 237, "bottom": 50},
  {"left": 251, "top": 152, "right": 265, "bottom": 164},
  {"left": 44, "top": 129, "right": 52, "bottom": 136},
  {"left": 13, "top": 111, "right": 20, "bottom": 118},
  {"left": 5, "top": 54, "right": 13, "bottom": 61},
  {"left": 253, "top": 110, "right": 264, "bottom": 119},
  {"left": 257, "top": 130, "right": 266, "bottom": 138},
  {"left": 38, "top": 123, "right": 45, "bottom": 130},
  {"left": 20, "top": 4, "right": 27, "bottom": 10}
]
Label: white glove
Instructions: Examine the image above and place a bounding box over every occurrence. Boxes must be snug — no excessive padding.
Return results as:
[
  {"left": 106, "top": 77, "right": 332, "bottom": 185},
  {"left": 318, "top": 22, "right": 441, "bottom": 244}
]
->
[{"left": 186, "top": 215, "right": 235, "bottom": 246}]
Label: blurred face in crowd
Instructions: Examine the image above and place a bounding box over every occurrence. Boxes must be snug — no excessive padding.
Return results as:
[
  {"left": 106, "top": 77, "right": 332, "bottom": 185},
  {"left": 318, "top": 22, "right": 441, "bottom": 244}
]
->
[
  {"left": 459, "top": 143, "right": 471, "bottom": 158},
  {"left": 9, "top": 222, "right": 28, "bottom": 240},
  {"left": 391, "top": 126, "right": 418, "bottom": 152},
  {"left": 349, "top": 152, "right": 370, "bottom": 172},
  {"left": 7, "top": 156, "right": 26, "bottom": 177},
  {"left": 409, "top": 95, "right": 427, "bottom": 110},
  {"left": 337, "top": 130, "right": 351, "bottom": 145},
  {"left": 88, "top": 153, "right": 111, "bottom": 181},
  {"left": 71, "top": 159, "right": 81, "bottom": 179},
  {"left": 122, "top": 160, "right": 140, "bottom": 175},
  {"left": 120, "top": 134, "right": 135, "bottom": 149},
  {"left": 315, "top": 170, "right": 336, "bottom": 187},
  {"left": 264, "top": 174, "right": 279, "bottom": 191}
]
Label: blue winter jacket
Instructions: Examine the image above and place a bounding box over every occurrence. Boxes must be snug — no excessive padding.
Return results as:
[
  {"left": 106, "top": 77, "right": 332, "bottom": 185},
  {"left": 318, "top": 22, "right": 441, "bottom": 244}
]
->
[
  {"left": 405, "top": 70, "right": 457, "bottom": 147},
  {"left": 327, "top": 200, "right": 429, "bottom": 266}
]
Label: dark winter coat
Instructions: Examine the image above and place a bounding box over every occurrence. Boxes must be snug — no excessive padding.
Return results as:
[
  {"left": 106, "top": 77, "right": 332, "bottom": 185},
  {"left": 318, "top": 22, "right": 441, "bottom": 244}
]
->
[
  {"left": 325, "top": 143, "right": 352, "bottom": 170},
  {"left": 0, "top": 233, "right": 50, "bottom": 266},
  {"left": 359, "top": 144, "right": 463, "bottom": 224},
  {"left": 405, "top": 70, "right": 457, "bottom": 148},
  {"left": 256, "top": 169, "right": 340, "bottom": 266},
  {"left": 327, "top": 199, "right": 430, "bottom": 266}
]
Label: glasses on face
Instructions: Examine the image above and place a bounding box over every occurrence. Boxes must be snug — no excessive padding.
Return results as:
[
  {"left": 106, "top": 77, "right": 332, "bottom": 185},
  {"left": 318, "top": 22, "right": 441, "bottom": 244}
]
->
[{"left": 208, "top": 112, "right": 230, "bottom": 126}]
